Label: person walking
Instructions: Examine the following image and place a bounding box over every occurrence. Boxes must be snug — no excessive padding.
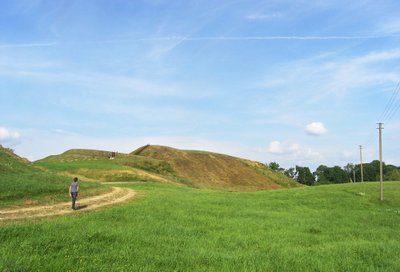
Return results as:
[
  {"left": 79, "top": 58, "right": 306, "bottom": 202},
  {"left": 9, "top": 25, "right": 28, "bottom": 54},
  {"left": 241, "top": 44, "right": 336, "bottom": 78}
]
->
[{"left": 69, "top": 177, "right": 79, "bottom": 210}]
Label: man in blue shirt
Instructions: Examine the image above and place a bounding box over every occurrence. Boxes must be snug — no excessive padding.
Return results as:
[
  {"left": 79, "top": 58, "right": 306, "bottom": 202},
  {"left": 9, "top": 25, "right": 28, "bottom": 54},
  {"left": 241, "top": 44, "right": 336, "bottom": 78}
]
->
[{"left": 69, "top": 177, "right": 79, "bottom": 210}]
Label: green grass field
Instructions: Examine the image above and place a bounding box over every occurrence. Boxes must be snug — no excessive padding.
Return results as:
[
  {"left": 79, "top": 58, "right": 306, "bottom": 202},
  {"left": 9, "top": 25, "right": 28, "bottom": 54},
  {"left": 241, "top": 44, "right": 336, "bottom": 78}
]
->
[
  {"left": 1, "top": 182, "right": 399, "bottom": 271},
  {"left": 0, "top": 147, "right": 107, "bottom": 208}
]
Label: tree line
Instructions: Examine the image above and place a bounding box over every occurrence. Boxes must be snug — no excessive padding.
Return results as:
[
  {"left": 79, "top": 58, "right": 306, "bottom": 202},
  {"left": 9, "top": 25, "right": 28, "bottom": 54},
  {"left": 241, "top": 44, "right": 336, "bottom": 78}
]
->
[{"left": 267, "top": 161, "right": 400, "bottom": 186}]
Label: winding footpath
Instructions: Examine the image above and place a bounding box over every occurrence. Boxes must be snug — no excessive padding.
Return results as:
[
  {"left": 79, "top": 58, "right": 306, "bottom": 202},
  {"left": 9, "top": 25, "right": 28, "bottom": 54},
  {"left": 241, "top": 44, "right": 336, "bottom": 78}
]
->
[{"left": 0, "top": 187, "right": 136, "bottom": 221}]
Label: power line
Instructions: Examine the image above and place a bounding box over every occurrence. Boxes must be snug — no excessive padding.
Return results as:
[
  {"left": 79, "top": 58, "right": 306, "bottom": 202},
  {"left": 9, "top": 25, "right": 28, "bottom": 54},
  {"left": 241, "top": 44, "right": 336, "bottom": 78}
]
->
[
  {"left": 380, "top": 80, "right": 400, "bottom": 124},
  {"left": 385, "top": 97, "right": 400, "bottom": 122},
  {"left": 379, "top": 81, "right": 400, "bottom": 122},
  {"left": 362, "top": 80, "right": 399, "bottom": 151},
  {"left": 357, "top": 80, "right": 399, "bottom": 171}
]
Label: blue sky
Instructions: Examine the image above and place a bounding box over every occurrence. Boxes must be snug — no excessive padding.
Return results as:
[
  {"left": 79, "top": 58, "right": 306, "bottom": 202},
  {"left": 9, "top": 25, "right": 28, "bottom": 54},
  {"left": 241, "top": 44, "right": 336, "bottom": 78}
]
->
[{"left": 1, "top": 0, "right": 400, "bottom": 170}]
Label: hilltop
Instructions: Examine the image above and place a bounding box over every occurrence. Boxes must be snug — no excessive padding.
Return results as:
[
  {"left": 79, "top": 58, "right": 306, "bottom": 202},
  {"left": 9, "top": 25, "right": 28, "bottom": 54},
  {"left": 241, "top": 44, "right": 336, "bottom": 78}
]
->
[
  {"left": 36, "top": 148, "right": 175, "bottom": 184},
  {"left": 132, "top": 145, "right": 300, "bottom": 191},
  {"left": 37, "top": 145, "right": 300, "bottom": 191}
]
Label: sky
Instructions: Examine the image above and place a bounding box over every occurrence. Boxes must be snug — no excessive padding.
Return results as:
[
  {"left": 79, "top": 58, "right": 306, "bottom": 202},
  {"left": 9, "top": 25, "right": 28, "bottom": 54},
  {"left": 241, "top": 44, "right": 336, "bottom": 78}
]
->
[{"left": 1, "top": 0, "right": 400, "bottom": 170}]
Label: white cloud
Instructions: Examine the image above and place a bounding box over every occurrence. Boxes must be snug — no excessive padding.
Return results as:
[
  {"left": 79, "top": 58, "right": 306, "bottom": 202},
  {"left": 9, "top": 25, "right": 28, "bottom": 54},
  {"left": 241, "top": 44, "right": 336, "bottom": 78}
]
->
[
  {"left": 0, "top": 127, "right": 20, "bottom": 143},
  {"left": 267, "top": 140, "right": 300, "bottom": 155},
  {"left": 267, "top": 141, "right": 283, "bottom": 154},
  {"left": 305, "top": 122, "right": 328, "bottom": 136},
  {"left": 266, "top": 140, "right": 323, "bottom": 169}
]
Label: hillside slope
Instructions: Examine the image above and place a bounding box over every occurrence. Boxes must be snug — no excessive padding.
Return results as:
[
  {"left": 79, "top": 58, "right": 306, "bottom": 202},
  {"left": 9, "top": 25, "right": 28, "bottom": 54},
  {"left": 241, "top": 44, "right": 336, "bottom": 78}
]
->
[
  {"left": 0, "top": 146, "right": 106, "bottom": 208},
  {"left": 132, "top": 145, "right": 300, "bottom": 191},
  {"left": 36, "top": 145, "right": 300, "bottom": 191},
  {"left": 36, "top": 149, "right": 175, "bottom": 184}
]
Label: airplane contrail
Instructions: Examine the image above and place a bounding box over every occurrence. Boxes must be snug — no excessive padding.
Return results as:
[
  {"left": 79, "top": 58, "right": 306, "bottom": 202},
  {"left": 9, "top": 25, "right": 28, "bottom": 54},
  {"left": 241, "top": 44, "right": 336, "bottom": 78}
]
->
[
  {"left": 138, "top": 34, "right": 400, "bottom": 41},
  {"left": 0, "top": 42, "right": 57, "bottom": 49}
]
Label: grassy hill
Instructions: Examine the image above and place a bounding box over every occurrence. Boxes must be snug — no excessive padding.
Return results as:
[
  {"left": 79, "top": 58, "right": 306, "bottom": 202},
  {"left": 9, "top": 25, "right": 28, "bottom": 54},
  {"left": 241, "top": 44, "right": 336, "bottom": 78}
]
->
[
  {"left": 132, "top": 145, "right": 300, "bottom": 191},
  {"left": 36, "top": 149, "right": 176, "bottom": 184},
  {"left": 36, "top": 145, "right": 300, "bottom": 191},
  {"left": 0, "top": 146, "right": 106, "bottom": 208},
  {"left": 1, "top": 181, "right": 399, "bottom": 271}
]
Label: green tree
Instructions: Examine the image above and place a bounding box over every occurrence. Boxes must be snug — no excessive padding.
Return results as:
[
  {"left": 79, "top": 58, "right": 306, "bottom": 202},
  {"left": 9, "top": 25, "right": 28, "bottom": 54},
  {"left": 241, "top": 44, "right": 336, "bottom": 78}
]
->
[
  {"left": 385, "top": 169, "right": 400, "bottom": 181},
  {"left": 314, "top": 165, "right": 348, "bottom": 184},
  {"left": 353, "top": 160, "right": 398, "bottom": 181},
  {"left": 314, "top": 165, "right": 329, "bottom": 184},
  {"left": 330, "top": 166, "right": 348, "bottom": 183},
  {"left": 268, "top": 162, "right": 284, "bottom": 172},
  {"left": 343, "top": 163, "right": 355, "bottom": 182},
  {"left": 295, "top": 165, "right": 315, "bottom": 186}
]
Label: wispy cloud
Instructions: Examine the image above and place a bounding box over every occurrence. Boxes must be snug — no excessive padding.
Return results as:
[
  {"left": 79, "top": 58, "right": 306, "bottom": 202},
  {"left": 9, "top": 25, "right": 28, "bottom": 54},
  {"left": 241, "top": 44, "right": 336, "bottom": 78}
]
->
[
  {"left": 378, "top": 18, "right": 400, "bottom": 35},
  {"left": 355, "top": 49, "right": 400, "bottom": 64},
  {"left": 245, "top": 12, "right": 284, "bottom": 21},
  {"left": 147, "top": 36, "right": 188, "bottom": 60},
  {"left": 0, "top": 68, "right": 190, "bottom": 98},
  {"left": 257, "top": 48, "right": 400, "bottom": 103}
]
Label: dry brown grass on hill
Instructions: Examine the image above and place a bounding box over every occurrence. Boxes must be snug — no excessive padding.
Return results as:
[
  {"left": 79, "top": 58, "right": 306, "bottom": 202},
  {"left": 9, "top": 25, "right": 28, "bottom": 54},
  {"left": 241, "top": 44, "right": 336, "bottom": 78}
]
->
[
  {"left": 36, "top": 145, "right": 300, "bottom": 191},
  {"left": 132, "top": 145, "right": 300, "bottom": 191}
]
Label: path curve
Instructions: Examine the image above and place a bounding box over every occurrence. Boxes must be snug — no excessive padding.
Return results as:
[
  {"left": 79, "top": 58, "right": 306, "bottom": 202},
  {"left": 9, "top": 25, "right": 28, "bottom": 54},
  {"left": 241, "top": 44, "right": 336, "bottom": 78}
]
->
[{"left": 0, "top": 187, "right": 136, "bottom": 221}]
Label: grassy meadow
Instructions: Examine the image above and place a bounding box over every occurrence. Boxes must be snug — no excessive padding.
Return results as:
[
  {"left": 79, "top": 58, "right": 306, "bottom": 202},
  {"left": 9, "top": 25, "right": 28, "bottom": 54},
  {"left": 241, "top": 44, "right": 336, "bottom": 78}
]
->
[
  {"left": 1, "top": 181, "right": 400, "bottom": 271},
  {"left": 0, "top": 148, "right": 107, "bottom": 208}
]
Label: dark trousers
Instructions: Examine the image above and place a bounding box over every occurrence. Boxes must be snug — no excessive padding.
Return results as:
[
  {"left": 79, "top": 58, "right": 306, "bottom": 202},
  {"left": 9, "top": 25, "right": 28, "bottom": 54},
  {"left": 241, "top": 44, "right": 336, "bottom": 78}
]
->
[{"left": 71, "top": 192, "right": 78, "bottom": 209}]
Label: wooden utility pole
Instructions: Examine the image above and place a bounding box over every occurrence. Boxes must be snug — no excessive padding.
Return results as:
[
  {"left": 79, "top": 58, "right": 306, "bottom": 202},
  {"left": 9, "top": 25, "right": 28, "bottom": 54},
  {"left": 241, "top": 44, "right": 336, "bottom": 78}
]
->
[
  {"left": 377, "top": 123, "right": 384, "bottom": 201},
  {"left": 359, "top": 145, "right": 364, "bottom": 182}
]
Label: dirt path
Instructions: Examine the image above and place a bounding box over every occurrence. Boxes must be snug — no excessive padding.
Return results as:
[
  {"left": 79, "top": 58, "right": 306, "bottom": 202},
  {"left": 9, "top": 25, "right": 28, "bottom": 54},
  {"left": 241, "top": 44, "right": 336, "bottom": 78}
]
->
[{"left": 0, "top": 187, "right": 136, "bottom": 221}]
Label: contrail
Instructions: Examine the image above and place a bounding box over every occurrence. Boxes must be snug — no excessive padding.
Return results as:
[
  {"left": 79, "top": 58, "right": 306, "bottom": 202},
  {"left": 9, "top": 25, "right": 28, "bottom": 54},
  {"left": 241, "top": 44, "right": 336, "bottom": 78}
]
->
[
  {"left": 138, "top": 34, "right": 400, "bottom": 41},
  {"left": 0, "top": 42, "right": 57, "bottom": 49}
]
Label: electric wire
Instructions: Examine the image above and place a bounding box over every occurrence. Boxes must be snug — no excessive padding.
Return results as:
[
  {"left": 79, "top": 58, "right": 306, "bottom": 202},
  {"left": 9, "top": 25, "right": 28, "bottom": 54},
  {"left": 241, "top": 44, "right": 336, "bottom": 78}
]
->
[
  {"left": 357, "top": 79, "right": 400, "bottom": 168},
  {"left": 385, "top": 86, "right": 400, "bottom": 122},
  {"left": 378, "top": 81, "right": 400, "bottom": 122}
]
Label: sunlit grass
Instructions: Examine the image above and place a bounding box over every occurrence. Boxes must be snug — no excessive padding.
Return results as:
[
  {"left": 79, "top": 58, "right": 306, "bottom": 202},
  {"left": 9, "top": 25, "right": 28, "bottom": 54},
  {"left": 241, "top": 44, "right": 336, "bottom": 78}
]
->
[
  {"left": 1, "top": 182, "right": 399, "bottom": 271},
  {"left": 0, "top": 150, "right": 107, "bottom": 208}
]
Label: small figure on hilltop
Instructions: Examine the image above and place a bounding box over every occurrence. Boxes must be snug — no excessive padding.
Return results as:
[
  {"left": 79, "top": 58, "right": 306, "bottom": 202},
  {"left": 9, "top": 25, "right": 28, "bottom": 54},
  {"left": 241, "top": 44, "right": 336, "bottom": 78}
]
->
[
  {"left": 69, "top": 177, "right": 79, "bottom": 210},
  {"left": 109, "top": 151, "right": 116, "bottom": 160}
]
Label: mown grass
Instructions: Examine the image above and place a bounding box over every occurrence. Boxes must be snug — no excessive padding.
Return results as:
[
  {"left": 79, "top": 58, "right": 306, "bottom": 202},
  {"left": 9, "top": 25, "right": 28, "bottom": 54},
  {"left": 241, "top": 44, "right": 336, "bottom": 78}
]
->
[
  {"left": 0, "top": 149, "right": 107, "bottom": 208},
  {"left": 1, "top": 182, "right": 399, "bottom": 271},
  {"left": 35, "top": 159, "right": 173, "bottom": 183},
  {"left": 34, "top": 160, "right": 129, "bottom": 172},
  {"left": 36, "top": 156, "right": 174, "bottom": 176}
]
